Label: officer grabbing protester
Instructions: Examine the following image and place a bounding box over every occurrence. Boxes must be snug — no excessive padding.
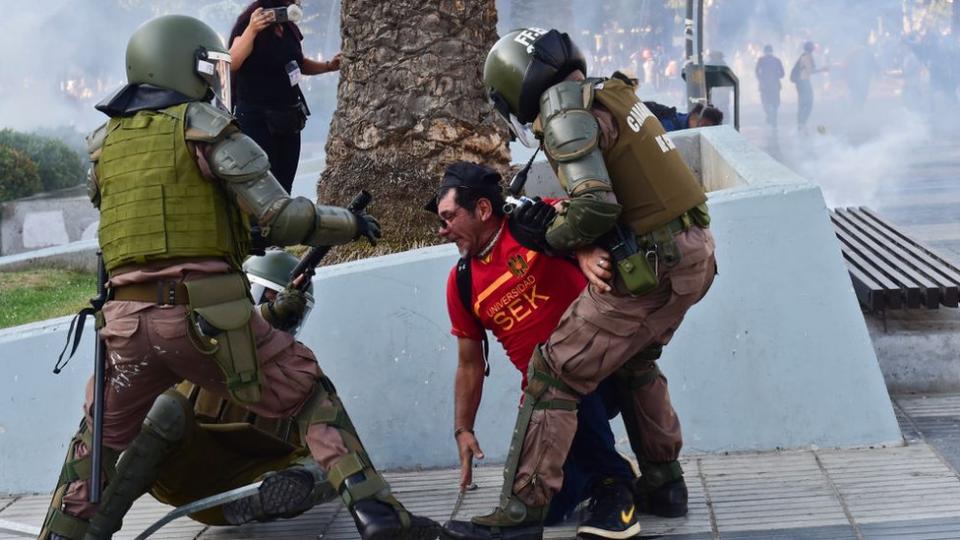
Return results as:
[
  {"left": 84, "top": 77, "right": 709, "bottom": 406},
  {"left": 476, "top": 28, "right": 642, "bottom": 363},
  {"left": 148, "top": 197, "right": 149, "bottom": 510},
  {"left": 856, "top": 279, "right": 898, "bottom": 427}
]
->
[{"left": 443, "top": 28, "right": 718, "bottom": 540}]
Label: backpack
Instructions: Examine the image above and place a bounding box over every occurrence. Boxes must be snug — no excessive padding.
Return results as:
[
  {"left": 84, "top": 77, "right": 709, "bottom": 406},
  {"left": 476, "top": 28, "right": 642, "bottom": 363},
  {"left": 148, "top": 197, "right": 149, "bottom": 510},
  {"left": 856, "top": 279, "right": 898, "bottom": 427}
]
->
[{"left": 789, "top": 58, "right": 802, "bottom": 83}]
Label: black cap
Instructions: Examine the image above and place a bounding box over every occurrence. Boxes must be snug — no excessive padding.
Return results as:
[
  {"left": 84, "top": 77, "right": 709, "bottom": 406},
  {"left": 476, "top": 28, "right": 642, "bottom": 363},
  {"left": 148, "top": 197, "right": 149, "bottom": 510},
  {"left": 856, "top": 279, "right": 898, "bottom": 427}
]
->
[{"left": 424, "top": 161, "right": 502, "bottom": 213}]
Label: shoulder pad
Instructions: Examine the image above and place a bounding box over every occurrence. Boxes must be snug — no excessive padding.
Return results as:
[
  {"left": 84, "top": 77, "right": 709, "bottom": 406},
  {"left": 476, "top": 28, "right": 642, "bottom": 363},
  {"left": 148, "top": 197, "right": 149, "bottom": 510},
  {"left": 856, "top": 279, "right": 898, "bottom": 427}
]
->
[
  {"left": 541, "top": 87, "right": 599, "bottom": 162},
  {"left": 85, "top": 122, "right": 108, "bottom": 161},
  {"left": 184, "top": 102, "right": 236, "bottom": 142},
  {"left": 209, "top": 131, "right": 270, "bottom": 183},
  {"left": 539, "top": 80, "right": 595, "bottom": 122}
]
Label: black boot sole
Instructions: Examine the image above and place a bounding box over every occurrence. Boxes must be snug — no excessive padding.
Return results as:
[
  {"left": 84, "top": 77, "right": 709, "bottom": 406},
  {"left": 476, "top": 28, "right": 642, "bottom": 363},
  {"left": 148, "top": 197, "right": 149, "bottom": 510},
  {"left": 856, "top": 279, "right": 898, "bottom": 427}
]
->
[
  {"left": 441, "top": 524, "right": 543, "bottom": 540},
  {"left": 222, "top": 470, "right": 315, "bottom": 525},
  {"left": 367, "top": 521, "right": 442, "bottom": 540}
]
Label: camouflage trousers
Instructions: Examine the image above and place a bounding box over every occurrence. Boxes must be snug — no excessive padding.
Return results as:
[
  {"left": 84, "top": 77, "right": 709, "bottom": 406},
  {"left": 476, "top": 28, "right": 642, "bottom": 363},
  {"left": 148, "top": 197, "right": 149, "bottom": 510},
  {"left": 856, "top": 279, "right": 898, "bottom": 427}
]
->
[
  {"left": 514, "top": 226, "right": 717, "bottom": 507},
  {"left": 60, "top": 300, "right": 348, "bottom": 519}
]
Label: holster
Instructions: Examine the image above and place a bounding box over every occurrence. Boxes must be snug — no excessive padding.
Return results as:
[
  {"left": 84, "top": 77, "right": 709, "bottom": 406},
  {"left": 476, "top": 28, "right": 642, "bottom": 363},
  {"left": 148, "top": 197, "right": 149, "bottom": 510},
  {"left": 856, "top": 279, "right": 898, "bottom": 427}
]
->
[
  {"left": 601, "top": 224, "right": 659, "bottom": 296},
  {"left": 184, "top": 273, "right": 262, "bottom": 405}
]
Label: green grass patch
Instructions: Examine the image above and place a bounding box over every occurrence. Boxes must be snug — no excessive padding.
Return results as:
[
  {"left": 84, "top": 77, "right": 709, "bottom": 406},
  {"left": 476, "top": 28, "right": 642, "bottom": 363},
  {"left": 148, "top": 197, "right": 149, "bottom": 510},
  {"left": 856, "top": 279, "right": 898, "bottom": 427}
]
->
[{"left": 0, "top": 269, "right": 96, "bottom": 329}]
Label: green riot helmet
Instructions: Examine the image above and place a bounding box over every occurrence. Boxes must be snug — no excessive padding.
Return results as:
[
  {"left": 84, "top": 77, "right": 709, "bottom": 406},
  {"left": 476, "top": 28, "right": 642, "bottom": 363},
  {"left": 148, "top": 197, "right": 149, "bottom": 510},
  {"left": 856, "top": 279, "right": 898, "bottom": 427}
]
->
[
  {"left": 243, "top": 250, "right": 315, "bottom": 336},
  {"left": 483, "top": 28, "right": 587, "bottom": 147},
  {"left": 125, "top": 15, "right": 232, "bottom": 110}
]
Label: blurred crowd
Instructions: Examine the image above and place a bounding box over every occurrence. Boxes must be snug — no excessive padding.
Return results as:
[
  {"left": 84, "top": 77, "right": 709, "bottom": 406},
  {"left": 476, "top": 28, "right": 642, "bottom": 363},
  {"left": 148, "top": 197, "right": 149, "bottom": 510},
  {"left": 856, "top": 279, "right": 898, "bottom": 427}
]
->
[{"left": 561, "top": 7, "right": 959, "bottom": 123}]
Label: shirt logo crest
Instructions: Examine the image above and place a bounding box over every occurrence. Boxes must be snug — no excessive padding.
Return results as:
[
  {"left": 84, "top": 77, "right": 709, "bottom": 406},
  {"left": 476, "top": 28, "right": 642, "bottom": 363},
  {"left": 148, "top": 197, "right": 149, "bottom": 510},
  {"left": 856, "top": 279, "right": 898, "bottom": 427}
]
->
[{"left": 507, "top": 254, "right": 528, "bottom": 277}]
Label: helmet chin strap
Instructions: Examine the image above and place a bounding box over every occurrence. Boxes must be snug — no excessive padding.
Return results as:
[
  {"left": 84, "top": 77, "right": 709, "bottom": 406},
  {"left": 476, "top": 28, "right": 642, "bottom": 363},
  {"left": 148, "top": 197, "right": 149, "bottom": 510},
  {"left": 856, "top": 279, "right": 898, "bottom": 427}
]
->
[{"left": 508, "top": 113, "right": 539, "bottom": 149}]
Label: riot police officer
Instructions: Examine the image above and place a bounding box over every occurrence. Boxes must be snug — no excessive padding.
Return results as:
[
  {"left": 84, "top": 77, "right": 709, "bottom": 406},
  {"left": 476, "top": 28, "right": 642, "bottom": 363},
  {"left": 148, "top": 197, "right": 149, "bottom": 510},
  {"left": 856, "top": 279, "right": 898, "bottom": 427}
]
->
[
  {"left": 443, "top": 28, "right": 718, "bottom": 540},
  {"left": 40, "top": 15, "right": 438, "bottom": 540}
]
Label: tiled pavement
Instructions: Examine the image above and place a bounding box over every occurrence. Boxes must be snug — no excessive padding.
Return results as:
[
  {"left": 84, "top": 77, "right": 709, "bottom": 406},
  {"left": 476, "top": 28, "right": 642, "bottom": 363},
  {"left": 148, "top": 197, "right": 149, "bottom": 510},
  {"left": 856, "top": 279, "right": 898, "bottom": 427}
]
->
[{"left": 4, "top": 393, "right": 960, "bottom": 539}]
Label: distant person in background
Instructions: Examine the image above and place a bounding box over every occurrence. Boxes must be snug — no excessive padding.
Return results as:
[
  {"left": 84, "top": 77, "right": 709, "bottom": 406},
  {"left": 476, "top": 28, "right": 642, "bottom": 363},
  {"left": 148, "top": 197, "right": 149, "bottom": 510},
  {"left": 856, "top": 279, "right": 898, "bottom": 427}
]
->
[
  {"left": 790, "top": 41, "right": 829, "bottom": 133},
  {"left": 755, "top": 45, "right": 785, "bottom": 128},
  {"left": 644, "top": 101, "right": 724, "bottom": 132},
  {"left": 609, "top": 71, "right": 723, "bottom": 131},
  {"left": 229, "top": 1, "right": 342, "bottom": 194}
]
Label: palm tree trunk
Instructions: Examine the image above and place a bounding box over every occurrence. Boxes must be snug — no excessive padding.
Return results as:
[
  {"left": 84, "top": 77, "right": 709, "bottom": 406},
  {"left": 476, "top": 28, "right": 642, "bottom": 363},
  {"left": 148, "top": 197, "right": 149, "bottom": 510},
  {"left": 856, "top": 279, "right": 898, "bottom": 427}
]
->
[{"left": 319, "top": 0, "right": 509, "bottom": 253}]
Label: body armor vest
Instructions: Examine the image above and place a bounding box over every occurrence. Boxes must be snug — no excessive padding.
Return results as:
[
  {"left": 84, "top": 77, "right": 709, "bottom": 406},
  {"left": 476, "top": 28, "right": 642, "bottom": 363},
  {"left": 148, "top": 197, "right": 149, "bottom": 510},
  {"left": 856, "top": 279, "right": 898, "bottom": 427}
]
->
[
  {"left": 591, "top": 78, "right": 706, "bottom": 235},
  {"left": 97, "top": 103, "right": 250, "bottom": 273}
]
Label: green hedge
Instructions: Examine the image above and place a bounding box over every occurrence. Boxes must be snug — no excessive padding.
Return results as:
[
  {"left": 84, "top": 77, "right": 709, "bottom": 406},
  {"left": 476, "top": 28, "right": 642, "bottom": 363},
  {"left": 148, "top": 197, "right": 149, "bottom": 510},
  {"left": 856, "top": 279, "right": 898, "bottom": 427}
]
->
[
  {"left": 0, "top": 128, "right": 85, "bottom": 194},
  {"left": 0, "top": 146, "right": 42, "bottom": 202}
]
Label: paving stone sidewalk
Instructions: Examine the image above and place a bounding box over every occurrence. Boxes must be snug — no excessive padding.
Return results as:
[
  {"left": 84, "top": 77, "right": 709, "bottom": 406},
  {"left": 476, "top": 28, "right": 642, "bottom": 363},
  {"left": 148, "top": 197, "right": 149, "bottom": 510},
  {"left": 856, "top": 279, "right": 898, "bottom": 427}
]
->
[{"left": 3, "top": 393, "right": 960, "bottom": 539}]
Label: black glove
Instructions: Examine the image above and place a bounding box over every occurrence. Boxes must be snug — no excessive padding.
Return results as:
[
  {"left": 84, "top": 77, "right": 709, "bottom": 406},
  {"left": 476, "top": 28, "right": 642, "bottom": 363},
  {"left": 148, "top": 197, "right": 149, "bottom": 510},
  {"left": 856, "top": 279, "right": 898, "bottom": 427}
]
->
[
  {"left": 354, "top": 213, "right": 382, "bottom": 246},
  {"left": 262, "top": 287, "right": 307, "bottom": 333},
  {"left": 510, "top": 197, "right": 556, "bottom": 252}
]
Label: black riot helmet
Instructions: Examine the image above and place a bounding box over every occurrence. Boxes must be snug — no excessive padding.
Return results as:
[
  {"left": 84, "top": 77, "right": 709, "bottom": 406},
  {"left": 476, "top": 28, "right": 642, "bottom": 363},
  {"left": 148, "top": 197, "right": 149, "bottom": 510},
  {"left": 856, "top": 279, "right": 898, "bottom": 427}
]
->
[{"left": 483, "top": 28, "right": 588, "bottom": 137}]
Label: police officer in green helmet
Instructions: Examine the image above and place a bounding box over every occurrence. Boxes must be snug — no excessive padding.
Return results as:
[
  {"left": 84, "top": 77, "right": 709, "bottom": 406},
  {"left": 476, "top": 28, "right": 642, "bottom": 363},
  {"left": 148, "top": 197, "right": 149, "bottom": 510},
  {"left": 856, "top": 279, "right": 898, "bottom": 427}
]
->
[
  {"left": 443, "top": 28, "right": 718, "bottom": 540},
  {"left": 41, "top": 14, "right": 439, "bottom": 540}
]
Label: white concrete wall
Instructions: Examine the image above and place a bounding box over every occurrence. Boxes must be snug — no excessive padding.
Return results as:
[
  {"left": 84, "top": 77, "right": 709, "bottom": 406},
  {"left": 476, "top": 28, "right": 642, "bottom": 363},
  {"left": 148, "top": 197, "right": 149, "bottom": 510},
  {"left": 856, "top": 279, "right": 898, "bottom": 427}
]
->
[
  {"left": 0, "top": 188, "right": 98, "bottom": 256},
  {"left": 0, "top": 126, "right": 903, "bottom": 495}
]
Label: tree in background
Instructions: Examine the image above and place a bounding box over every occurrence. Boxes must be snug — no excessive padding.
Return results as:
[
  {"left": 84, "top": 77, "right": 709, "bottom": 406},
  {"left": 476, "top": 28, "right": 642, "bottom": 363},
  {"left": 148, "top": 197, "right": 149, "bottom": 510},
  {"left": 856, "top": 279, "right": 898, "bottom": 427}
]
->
[
  {"left": 317, "top": 0, "right": 509, "bottom": 253},
  {"left": 0, "top": 146, "right": 42, "bottom": 202},
  {"left": 0, "top": 130, "right": 85, "bottom": 193}
]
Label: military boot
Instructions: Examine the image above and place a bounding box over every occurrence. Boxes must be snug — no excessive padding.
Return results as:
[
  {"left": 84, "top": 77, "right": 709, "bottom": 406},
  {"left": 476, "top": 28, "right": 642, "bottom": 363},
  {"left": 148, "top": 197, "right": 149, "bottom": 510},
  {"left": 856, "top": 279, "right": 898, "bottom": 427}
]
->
[
  {"left": 442, "top": 496, "right": 545, "bottom": 540},
  {"left": 577, "top": 477, "right": 641, "bottom": 539},
  {"left": 341, "top": 473, "right": 440, "bottom": 540},
  {"left": 350, "top": 498, "right": 440, "bottom": 540},
  {"left": 636, "top": 478, "right": 688, "bottom": 518},
  {"left": 222, "top": 462, "right": 337, "bottom": 525},
  {"left": 634, "top": 461, "right": 688, "bottom": 518}
]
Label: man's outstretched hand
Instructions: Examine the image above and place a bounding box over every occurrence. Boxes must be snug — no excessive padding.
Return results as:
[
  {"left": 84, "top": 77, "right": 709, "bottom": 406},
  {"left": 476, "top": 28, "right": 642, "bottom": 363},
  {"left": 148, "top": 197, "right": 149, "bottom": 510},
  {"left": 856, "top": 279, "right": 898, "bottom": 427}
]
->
[{"left": 456, "top": 430, "right": 484, "bottom": 489}]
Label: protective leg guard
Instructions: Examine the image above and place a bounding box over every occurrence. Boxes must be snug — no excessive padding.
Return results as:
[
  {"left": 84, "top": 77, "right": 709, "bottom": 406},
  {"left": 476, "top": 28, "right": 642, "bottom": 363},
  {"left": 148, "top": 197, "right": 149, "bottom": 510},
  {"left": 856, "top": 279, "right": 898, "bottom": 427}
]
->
[
  {"left": 39, "top": 422, "right": 120, "bottom": 540},
  {"left": 443, "top": 347, "right": 576, "bottom": 540},
  {"left": 635, "top": 463, "right": 687, "bottom": 518},
  {"left": 222, "top": 458, "right": 337, "bottom": 525},
  {"left": 83, "top": 391, "right": 190, "bottom": 539},
  {"left": 613, "top": 345, "right": 663, "bottom": 467},
  {"left": 613, "top": 346, "right": 688, "bottom": 517},
  {"left": 295, "top": 375, "right": 439, "bottom": 540}
]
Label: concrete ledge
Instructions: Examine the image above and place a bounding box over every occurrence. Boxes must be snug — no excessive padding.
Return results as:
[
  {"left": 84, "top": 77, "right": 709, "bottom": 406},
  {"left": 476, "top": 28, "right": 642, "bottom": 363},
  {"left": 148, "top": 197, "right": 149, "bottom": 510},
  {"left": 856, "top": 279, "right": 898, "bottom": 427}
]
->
[
  {"left": 0, "top": 187, "right": 97, "bottom": 256},
  {"left": 0, "top": 239, "right": 98, "bottom": 273}
]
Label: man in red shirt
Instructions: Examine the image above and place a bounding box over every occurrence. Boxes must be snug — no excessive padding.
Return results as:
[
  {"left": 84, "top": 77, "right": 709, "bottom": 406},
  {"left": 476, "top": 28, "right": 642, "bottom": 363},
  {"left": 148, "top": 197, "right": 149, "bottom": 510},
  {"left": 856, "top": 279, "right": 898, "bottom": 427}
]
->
[{"left": 426, "top": 161, "right": 638, "bottom": 539}]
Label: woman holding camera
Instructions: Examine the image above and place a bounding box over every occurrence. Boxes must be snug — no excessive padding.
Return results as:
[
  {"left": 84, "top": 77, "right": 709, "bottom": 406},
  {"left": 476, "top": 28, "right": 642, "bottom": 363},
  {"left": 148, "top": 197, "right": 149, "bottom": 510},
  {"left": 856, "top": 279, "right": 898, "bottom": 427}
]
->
[{"left": 229, "top": 1, "right": 341, "bottom": 193}]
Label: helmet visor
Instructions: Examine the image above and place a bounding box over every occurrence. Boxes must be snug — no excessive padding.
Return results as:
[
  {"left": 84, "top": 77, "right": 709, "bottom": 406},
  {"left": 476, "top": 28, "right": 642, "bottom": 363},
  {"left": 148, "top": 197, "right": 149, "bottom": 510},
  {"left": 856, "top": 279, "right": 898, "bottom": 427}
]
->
[
  {"left": 197, "top": 50, "right": 232, "bottom": 111},
  {"left": 507, "top": 113, "right": 539, "bottom": 148}
]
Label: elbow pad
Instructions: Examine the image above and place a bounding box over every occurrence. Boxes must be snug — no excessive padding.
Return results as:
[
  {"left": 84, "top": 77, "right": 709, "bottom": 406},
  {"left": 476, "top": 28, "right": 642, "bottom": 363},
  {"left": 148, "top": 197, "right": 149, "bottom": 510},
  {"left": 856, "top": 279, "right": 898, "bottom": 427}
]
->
[
  {"left": 271, "top": 200, "right": 358, "bottom": 247},
  {"left": 209, "top": 132, "right": 357, "bottom": 246},
  {"left": 540, "top": 80, "right": 614, "bottom": 197},
  {"left": 545, "top": 194, "right": 621, "bottom": 251}
]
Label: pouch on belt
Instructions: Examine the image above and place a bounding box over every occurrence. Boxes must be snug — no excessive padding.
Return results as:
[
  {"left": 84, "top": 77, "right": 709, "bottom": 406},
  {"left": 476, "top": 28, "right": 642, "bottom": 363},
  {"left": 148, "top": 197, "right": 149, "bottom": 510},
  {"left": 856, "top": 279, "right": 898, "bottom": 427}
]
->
[
  {"left": 184, "top": 273, "right": 261, "bottom": 404},
  {"left": 604, "top": 224, "right": 659, "bottom": 296}
]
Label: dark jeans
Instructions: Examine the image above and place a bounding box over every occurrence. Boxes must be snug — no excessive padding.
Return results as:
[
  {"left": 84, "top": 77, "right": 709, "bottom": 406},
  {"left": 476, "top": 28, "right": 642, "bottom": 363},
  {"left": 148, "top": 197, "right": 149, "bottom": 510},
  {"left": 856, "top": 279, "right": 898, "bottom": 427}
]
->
[
  {"left": 795, "top": 81, "right": 814, "bottom": 129},
  {"left": 760, "top": 90, "right": 780, "bottom": 127},
  {"left": 236, "top": 106, "right": 302, "bottom": 194},
  {"left": 544, "top": 377, "right": 634, "bottom": 525}
]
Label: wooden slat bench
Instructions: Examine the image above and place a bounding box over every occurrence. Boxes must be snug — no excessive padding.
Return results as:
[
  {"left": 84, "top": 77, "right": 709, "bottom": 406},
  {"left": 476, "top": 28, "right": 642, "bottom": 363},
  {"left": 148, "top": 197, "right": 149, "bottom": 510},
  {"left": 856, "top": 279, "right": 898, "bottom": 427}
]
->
[{"left": 830, "top": 207, "right": 960, "bottom": 312}]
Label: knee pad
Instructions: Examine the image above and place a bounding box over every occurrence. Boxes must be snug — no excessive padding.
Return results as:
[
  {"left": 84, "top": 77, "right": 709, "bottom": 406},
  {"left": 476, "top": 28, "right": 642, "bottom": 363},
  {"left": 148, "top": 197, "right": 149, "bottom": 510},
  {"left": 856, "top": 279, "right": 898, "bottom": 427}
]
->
[{"left": 144, "top": 390, "right": 193, "bottom": 443}]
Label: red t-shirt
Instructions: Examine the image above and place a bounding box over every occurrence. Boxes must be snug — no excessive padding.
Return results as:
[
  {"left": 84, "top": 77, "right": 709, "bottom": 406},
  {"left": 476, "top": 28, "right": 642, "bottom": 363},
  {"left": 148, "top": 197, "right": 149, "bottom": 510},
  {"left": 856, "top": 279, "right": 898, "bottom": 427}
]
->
[{"left": 446, "top": 217, "right": 587, "bottom": 387}]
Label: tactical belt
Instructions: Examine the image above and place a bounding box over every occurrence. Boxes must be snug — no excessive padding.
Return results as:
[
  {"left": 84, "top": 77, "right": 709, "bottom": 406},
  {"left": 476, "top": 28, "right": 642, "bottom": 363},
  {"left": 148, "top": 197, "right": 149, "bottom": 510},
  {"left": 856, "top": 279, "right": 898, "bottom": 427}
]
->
[{"left": 112, "top": 281, "right": 189, "bottom": 305}]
